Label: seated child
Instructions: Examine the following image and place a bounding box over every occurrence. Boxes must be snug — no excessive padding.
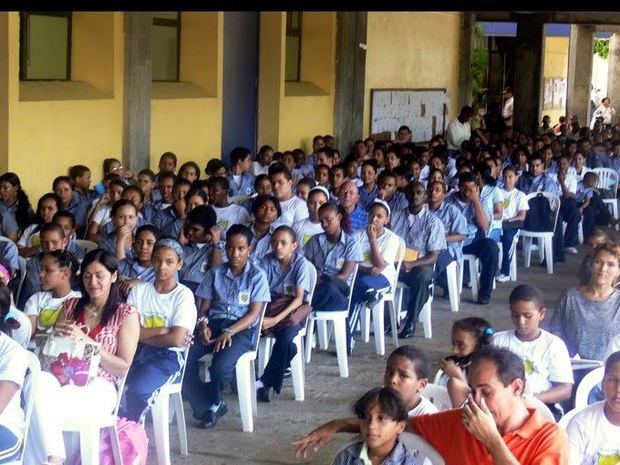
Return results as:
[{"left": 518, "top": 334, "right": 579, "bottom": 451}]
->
[
  {"left": 331, "top": 387, "right": 418, "bottom": 465},
  {"left": 269, "top": 164, "right": 309, "bottom": 227},
  {"left": 183, "top": 224, "right": 271, "bottom": 428},
  {"left": 253, "top": 145, "right": 274, "bottom": 177},
  {"left": 52, "top": 211, "right": 85, "bottom": 261},
  {"left": 256, "top": 226, "right": 312, "bottom": 402},
  {"left": 565, "top": 351, "right": 620, "bottom": 465},
  {"left": 136, "top": 169, "right": 158, "bottom": 214},
  {"left": 178, "top": 161, "right": 201, "bottom": 184},
  {"left": 227, "top": 147, "right": 255, "bottom": 197},
  {"left": 208, "top": 176, "right": 250, "bottom": 240},
  {"left": 293, "top": 186, "right": 329, "bottom": 247},
  {"left": 204, "top": 158, "right": 227, "bottom": 180},
  {"left": 18, "top": 193, "right": 61, "bottom": 258},
  {"left": 578, "top": 171, "right": 613, "bottom": 238},
  {"left": 23, "top": 250, "right": 81, "bottom": 338},
  {"left": 360, "top": 160, "right": 379, "bottom": 210},
  {"left": 293, "top": 346, "right": 436, "bottom": 460},
  {"left": 315, "top": 163, "right": 330, "bottom": 188},
  {"left": 53, "top": 176, "right": 90, "bottom": 236},
  {"left": 118, "top": 224, "right": 159, "bottom": 296},
  {"left": 492, "top": 285, "right": 573, "bottom": 419},
  {"left": 178, "top": 205, "right": 222, "bottom": 296},
  {"left": 249, "top": 195, "right": 281, "bottom": 262},
  {"left": 296, "top": 177, "right": 316, "bottom": 203},
  {"left": 120, "top": 238, "right": 197, "bottom": 422},
  {"left": 439, "top": 317, "right": 494, "bottom": 407},
  {"left": 153, "top": 178, "right": 192, "bottom": 237},
  {"left": 328, "top": 165, "right": 346, "bottom": 201},
  {"left": 99, "top": 199, "right": 139, "bottom": 260},
  {"left": 86, "top": 178, "right": 125, "bottom": 242}
]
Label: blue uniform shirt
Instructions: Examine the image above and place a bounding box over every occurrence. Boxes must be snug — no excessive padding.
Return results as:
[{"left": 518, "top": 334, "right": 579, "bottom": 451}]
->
[
  {"left": 118, "top": 257, "right": 156, "bottom": 283},
  {"left": 227, "top": 172, "right": 255, "bottom": 197},
  {"left": 346, "top": 204, "right": 368, "bottom": 233},
  {"left": 64, "top": 192, "right": 90, "bottom": 229},
  {"left": 386, "top": 191, "right": 408, "bottom": 213},
  {"left": 196, "top": 261, "right": 271, "bottom": 322},
  {"left": 259, "top": 252, "right": 312, "bottom": 299},
  {"left": 250, "top": 224, "right": 274, "bottom": 263},
  {"left": 444, "top": 191, "right": 494, "bottom": 245},
  {"left": 359, "top": 185, "right": 379, "bottom": 210},
  {"left": 100, "top": 229, "right": 136, "bottom": 260},
  {"left": 303, "top": 231, "right": 363, "bottom": 277},
  {"left": 390, "top": 206, "right": 447, "bottom": 256},
  {"left": 153, "top": 206, "right": 179, "bottom": 236},
  {"left": 517, "top": 172, "right": 561, "bottom": 196},
  {"left": 430, "top": 202, "right": 468, "bottom": 262},
  {"left": 179, "top": 242, "right": 215, "bottom": 290}
]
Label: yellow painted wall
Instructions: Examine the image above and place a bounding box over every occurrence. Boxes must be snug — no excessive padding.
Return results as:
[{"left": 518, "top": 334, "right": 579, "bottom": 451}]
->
[
  {"left": 7, "top": 12, "right": 123, "bottom": 201},
  {"left": 151, "top": 12, "right": 223, "bottom": 169},
  {"left": 363, "top": 12, "right": 462, "bottom": 139},
  {"left": 543, "top": 36, "right": 569, "bottom": 123}
]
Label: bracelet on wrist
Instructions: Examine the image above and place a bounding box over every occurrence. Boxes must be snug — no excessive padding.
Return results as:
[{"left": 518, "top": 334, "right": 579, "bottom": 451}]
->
[
  {"left": 196, "top": 316, "right": 209, "bottom": 327},
  {"left": 222, "top": 327, "right": 235, "bottom": 337}
]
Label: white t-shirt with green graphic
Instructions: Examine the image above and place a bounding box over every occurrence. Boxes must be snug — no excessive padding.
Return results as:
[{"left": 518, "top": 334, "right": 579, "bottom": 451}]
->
[
  {"left": 566, "top": 401, "right": 620, "bottom": 465},
  {"left": 212, "top": 204, "right": 250, "bottom": 240}
]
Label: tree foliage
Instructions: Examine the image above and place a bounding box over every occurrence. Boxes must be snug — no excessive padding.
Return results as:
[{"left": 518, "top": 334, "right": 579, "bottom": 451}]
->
[{"left": 593, "top": 38, "right": 609, "bottom": 60}]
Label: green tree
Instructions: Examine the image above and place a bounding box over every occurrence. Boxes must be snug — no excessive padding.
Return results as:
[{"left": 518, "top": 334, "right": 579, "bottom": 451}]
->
[
  {"left": 593, "top": 38, "right": 609, "bottom": 59},
  {"left": 471, "top": 24, "right": 488, "bottom": 105}
]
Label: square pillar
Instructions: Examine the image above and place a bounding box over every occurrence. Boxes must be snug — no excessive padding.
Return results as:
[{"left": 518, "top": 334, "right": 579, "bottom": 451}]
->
[
  {"left": 457, "top": 12, "right": 475, "bottom": 110},
  {"left": 513, "top": 15, "right": 545, "bottom": 135},
  {"left": 607, "top": 33, "right": 620, "bottom": 115},
  {"left": 566, "top": 24, "right": 594, "bottom": 127}
]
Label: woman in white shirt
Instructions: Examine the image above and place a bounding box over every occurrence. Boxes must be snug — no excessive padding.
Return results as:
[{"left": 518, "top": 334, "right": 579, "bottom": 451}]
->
[
  {"left": 0, "top": 283, "right": 28, "bottom": 463},
  {"left": 566, "top": 351, "right": 620, "bottom": 465},
  {"left": 349, "top": 200, "right": 400, "bottom": 341},
  {"left": 497, "top": 166, "right": 529, "bottom": 282}
]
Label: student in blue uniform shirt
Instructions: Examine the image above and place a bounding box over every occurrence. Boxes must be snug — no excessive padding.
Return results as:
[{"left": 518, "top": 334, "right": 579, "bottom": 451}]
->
[
  {"left": 118, "top": 224, "right": 159, "bottom": 296},
  {"left": 249, "top": 195, "right": 282, "bottom": 263},
  {"left": 53, "top": 176, "right": 90, "bottom": 237},
  {"left": 255, "top": 226, "right": 312, "bottom": 402},
  {"left": 444, "top": 172, "right": 499, "bottom": 305},
  {"left": 153, "top": 178, "right": 192, "bottom": 237},
  {"left": 377, "top": 170, "right": 408, "bottom": 214},
  {"left": 339, "top": 181, "right": 368, "bottom": 233},
  {"left": 390, "top": 182, "right": 447, "bottom": 339},
  {"left": 183, "top": 224, "right": 271, "bottom": 428},
  {"left": 178, "top": 205, "right": 223, "bottom": 296},
  {"left": 359, "top": 160, "right": 380, "bottom": 210},
  {"left": 52, "top": 211, "right": 86, "bottom": 262},
  {"left": 120, "top": 238, "right": 197, "bottom": 422},
  {"left": 427, "top": 180, "right": 468, "bottom": 297},
  {"left": 0, "top": 172, "right": 35, "bottom": 242},
  {"left": 100, "top": 199, "right": 139, "bottom": 260},
  {"left": 304, "top": 202, "right": 363, "bottom": 352},
  {"left": 228, "top": 147, "right": 255, "bottom": 198}
]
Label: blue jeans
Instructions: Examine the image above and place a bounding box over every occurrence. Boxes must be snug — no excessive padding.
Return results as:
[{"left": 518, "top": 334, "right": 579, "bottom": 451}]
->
[
  {"left": 182, "top": 319, "right": 254, "bottom": 418},
  {"left": 259, "top": 323, "right": 303, "bottom": 393},
  {"left": 348, "top": 273, "right": 391, "bottom": 350},
  {"left": 120, "top": 344, "right": 184, "bottom": 422},
  {"left": 311, "top": 275, "right": 349, "bottom": 311},
  {"left": 500, "top": 227, "right": 520, "bottom": 276}
]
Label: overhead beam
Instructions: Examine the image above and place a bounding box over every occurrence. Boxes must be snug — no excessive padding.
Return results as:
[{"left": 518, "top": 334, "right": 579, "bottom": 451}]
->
[{"left": 475, "top": 11, "right": 620, "bottom": 26}]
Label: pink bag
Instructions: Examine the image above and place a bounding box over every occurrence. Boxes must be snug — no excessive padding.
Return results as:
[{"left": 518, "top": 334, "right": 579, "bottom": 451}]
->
[{"left": 79, "top": 417, "right": 148, "bottom": 465}]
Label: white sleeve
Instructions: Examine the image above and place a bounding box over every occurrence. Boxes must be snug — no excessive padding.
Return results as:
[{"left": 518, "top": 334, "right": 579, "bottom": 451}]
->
[
  {"left": 295, "top": 200, "right": 309, "bottom": 222},
  {"left": 126, "top": 285, "right": 139, "bottom": 308},
  {"left": 0, "top": 341, "right": 27, "bottom": 389},
  {"left": 238, "top": 206, "right": 250, "bottom": 226},
  {"left": 380, "top": 233, "right": 400, "bottom": 265},
  {"left": 23, "top": 294, "right": 42, "bottom": 317},
  {"left": 518, "top": 192, "right": 530, "bottom": 211},
  {"left": 92, "top": 207, "right": 108, "bottom": 225},
  {"left": 547, "top": 335, "right": 575, "bottom": 384},
  {"left": 566, "top": 415, "right": 588, "bottom": 465},
  {"left": 169, "top": 288, "right": 197, "bottom": 331}
]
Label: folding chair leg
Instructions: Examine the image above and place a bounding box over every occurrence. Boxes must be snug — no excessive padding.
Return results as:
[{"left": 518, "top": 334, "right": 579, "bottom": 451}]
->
[
  {"left": 467, "top": 259, "right": 479, "bottom": 302},
  {"left": 387, "top": 301, "right": 399, "bottom": 348},
  {"left": 236, "top": 360, "right": 254, "bottom": 432},
  {"left": 544, "top": 237, "right": 554, "bottom": 274},
  {"left": 361, "top": 306, "right": 371, "bottom": 343},
  {"left": 291, "top": 334, "right": 305, "bottom": 401},
  {"left": 172, "top": 392, "right": 188, "bottom": 456},
  {"left": 523, "top": 236, "right": 532, "bottom": 268},
  {"left": 371, "top": 301, "right": 385, "bottom": 356},
  {"left": 152, "top": 393, "right": 171, "bottom": 465},
  {"left": 79, "top": 427, "right": 101, "bottom": 465},
  {"left": 332, "top": 318, "right": 349, "bottom": 378},
  {"left": 305, "top": 318, "right": 315, "bottom": 364},
  {"left": 317, "top": 320, "right": 329, "bottom": 350},
  {"left": 446, "top": 262, "right": 459, "bottom": 312}
]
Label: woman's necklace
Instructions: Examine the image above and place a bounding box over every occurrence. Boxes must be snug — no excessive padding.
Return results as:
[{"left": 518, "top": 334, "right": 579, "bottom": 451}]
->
[{"left": 87, "top": 303, "right": 104, "bottom": 318}]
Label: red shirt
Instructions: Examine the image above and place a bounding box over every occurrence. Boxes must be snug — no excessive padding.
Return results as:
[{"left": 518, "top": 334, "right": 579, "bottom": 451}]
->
[
  {"left": 76, "top": 312, "right": 103, "bottom": 340},
  {"left": 410, "top": 408, "right": 568, "bottom": 465}
]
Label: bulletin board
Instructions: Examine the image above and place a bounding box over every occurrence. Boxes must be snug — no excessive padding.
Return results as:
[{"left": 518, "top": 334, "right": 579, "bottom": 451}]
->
[{"left": 370, "top": 88, "right": 450, "bottom": 142}]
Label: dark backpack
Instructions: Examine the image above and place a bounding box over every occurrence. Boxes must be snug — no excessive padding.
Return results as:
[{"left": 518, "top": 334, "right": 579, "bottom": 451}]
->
[{"left": 524, "top": 194, "right": 555, "bottom": 232}]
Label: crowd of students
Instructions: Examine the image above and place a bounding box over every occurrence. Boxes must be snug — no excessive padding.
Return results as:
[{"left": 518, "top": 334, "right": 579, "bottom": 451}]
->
[{"left": 0, "top": 114, "right": 615, "bottom": 464}]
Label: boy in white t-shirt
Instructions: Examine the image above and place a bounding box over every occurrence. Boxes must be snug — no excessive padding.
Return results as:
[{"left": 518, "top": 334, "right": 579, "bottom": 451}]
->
[
  {"left": 120, "top": 238, "right": 197, "bottom": 422},
  {"left": 492, "top": 284, "right": 573, "bottom": 419},
  {"left": 208, "top": 176, "right": 250, "bottom": 240},
  {"left": 293, "top": 186, "right": 328, "bottom": 246},
  {"left": 566, "top": 351, "right": 620, "bottom": 465},
  {"left": 497, "top": 166, "right": 529, "bottom": 282},
  {"left": 270, "top": 164, "right": 309, "bottom": 227},
  {"left": 23, "top": 250, "right": 81, "bottom": 338}
]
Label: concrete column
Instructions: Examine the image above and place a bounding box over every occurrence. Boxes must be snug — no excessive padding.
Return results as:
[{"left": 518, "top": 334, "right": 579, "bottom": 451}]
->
[
  {"left": 457, "top": 12, "right": 475, "bottom": 111},
  {"left": 567, "top": 24, "right": 594, "bottom": 127},
  {"left": 122, "top": 12, "right": 152, "bottom": 173},
  {"left": 513, "top": 15, "right": 545, "bottom": 135},
  {"left": 334, "top": 11, "right": 367, "bottom": 155},
  {"left": 0, "top": 13, "right": 8, "bottom": 172},
  {"left": 607, "top": 33, "right": 620, "bottom": 112}
]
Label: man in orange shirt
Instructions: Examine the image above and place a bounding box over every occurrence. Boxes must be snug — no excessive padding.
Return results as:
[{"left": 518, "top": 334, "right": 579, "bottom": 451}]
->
[{"left": 293, "top": 346, "right": 568, "bottom": 465}]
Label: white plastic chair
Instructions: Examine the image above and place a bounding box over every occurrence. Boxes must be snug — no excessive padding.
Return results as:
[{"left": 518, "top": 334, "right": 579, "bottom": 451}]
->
[
  {"left": 459, "top": 254, "right": 480, "bottom": 302},
  {"left": 423, "top": 383, "right": 452, "bottom": 411},
  {"left": 399, "top": 431, "right": 445, "bottom": 465},
  {"left": 258, "top": 261, "right": 318, "bottom": 401},
  {"left": 305, "top": 264, "right": 358, "bottom": 378},
  {"left": 360, "top": 237, "right": 405, "bottom": 355},
  {"left": 445, "top": 260, "right": 460, "bottom": 312},
  {"left": 521, "top": 192, "right": 561, "bottom": 275},
  {"left": 575, "top": 366, "right": 604, "bottom": 409},
  {"left": 62, "top": 375, "right": 124, "bottom": 465},
  {"left": 497, "top": 230, "right": 519, "bottom": 282},
  {"left": 523, "top": 395, "right": 556, "bottom": 423},
  {"left": 558, "top": 407, "right": 583, "bottom": 429},
  {"left": 393, "top": 281, "right": 434, "bottom": 339},
  {"left": 432, "top": 368, "right": 448, "bottom": 387},
  {"left": 593, "top": 167, "right": 619, "bottom": 230},
  {"left": 6, "top": 351, "right": 41, "bottom": 465},
  {"left": 146, "top": 348, "right": 190, "bottom": 465},
  {"left": 75, "top": 239, "right": 99, "bottom": 255}
]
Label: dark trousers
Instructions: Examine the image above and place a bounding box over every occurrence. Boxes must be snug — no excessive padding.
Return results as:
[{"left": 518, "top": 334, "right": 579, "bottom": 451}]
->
[
  {"left": 259, "top": 323, "right": 303, "bottom": 393},
  {"left": 348, "top": 273, "right": 391, "bottom": 349},
  {"left": 582, "top": 191, "right": 611, "bottom": 238},
  {"left": 311, "top": 275, "right": 349, "bottom": 312},
  {"left": 399, "top": 265, "right": 434, "bottom": 324},
  {"left": 462, "top": 238, "right": 499, "bottom": 300},
  {"left": 554, "top": 196, "right": 582, "bottom": 260},
  {"left": 500, "top": 227, "right": 520, "bottom": 276},
  {"left": 120, "top": 344, "right": 183, "bottom": 422},
  {"left": 182, "top": 319, "right": 254, "bottom": 418}
]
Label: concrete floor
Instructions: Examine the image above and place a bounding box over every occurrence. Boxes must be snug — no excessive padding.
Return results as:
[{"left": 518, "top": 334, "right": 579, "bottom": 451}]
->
[{"left": 143, "top": 247, "right": 583, "bottom": 465}]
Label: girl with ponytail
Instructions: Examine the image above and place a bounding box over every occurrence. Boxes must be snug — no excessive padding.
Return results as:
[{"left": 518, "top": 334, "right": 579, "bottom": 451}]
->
[{"left": 0, "top": 173, "right": 35, "bottom": 241}]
